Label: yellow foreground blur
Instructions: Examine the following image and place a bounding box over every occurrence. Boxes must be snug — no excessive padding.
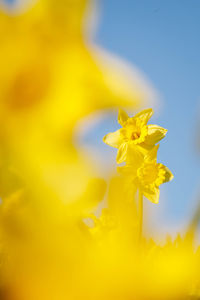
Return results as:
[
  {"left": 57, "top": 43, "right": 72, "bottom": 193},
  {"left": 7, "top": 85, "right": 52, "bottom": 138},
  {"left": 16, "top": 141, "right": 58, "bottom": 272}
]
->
[{"left": 0, "top": 1, "right": 199, "bottom": 299}]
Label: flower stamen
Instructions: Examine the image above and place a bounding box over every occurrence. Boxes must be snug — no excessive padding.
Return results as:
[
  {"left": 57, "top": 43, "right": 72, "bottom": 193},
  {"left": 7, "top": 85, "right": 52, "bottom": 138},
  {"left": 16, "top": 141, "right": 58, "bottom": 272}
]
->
[{"left": 131, "top": 131, "right": 141, "bottom": 140}]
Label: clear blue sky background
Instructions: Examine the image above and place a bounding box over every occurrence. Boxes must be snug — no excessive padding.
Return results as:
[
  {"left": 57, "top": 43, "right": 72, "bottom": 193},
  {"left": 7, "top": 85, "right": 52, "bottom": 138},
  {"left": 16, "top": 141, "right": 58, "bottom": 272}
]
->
[{"left": 90, "top": 0, "right": 200, "bottom": 233}]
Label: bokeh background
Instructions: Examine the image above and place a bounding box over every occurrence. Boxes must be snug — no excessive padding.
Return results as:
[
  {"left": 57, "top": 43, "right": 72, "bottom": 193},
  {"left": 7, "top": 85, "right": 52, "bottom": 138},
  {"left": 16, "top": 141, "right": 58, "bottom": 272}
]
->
[
  {"left": 1, "top": 0, "right": 200, "bottom": 237},
  {"left": 83, "top": 0, "right": 200, "bottom": 237}
]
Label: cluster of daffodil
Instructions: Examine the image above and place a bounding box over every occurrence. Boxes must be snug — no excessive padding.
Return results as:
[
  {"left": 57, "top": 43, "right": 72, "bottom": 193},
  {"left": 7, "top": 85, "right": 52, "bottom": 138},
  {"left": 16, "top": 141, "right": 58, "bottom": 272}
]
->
[
  {"left": 103, "top": 108, "right": 174, "bottom": 237},
  {"left": 104, "top": 108, "right": 174, "bottom": 204},
  {"left": 0, "top": 0, "right": 200, "bottom": 300}
]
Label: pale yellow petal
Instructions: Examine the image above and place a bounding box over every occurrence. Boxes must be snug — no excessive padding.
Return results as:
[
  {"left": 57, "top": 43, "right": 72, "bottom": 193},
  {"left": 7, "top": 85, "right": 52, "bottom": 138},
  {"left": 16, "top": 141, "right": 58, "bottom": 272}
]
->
[
  {"left": 103, "top": 129, "right": 124, "bottom": 148},
  {"left": 134, "top": 108, "right": 154, "bottom": 124},
  {"left": 145, "top": 144, "right": 159, "bottom": 162},
  {"left": 145, "top": 125, "right": 167, "bottom": 145},
  {"left": 142, "top": 186, "right": 160, "bottom": 204},
  {"left": 116, "top": 142, "right": 128, "bottom": 164},
  {"left": 118, "top": 109, "right": 129, "bottom": 126}
]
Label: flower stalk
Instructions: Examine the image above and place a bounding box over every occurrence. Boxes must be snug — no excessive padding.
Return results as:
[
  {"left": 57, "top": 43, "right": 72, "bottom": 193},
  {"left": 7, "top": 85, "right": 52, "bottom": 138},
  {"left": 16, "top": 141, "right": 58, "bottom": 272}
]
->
[{"left": 138, "top": 189, "right": 143, "bottom": 241}]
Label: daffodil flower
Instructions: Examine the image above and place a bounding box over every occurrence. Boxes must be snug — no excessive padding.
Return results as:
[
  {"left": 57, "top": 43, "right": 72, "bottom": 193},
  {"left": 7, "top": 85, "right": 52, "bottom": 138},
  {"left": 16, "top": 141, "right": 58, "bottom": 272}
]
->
[
  {"left": 103, "top": 108, "right": 167, "bottom": 163},
  {"left": 118, "top": 145, "right": 173, "bottom": 203}
]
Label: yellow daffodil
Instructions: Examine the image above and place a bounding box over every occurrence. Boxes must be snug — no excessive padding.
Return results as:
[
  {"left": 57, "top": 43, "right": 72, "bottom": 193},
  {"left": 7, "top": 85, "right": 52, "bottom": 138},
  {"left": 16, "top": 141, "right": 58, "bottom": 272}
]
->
[
  {"left": 103, "top": 108, "right": 167, "bottom": 163},
  {"left": 118, "top": 145, "right": 173, "bottom": 203}
]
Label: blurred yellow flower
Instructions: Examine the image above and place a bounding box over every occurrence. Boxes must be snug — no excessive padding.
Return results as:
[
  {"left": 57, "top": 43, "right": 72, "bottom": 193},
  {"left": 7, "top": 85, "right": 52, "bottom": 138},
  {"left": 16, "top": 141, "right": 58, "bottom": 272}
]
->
[
  {"left": 0, "top": 0, "right": 152, "bottom": 134},
  {"left": 103, "top": 108, "right": 167, "bottom": 163},
  {"left": 0, "top": 0, "right": 156, "bottom": 210},
  {"left": 118, "top": 145, "right": 173, "bottom": 203}
]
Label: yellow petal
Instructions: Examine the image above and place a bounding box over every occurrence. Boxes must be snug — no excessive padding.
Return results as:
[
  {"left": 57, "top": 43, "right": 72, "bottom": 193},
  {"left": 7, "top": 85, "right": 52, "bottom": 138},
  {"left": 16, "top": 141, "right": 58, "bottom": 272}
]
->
[
  {"left": 116, "top": 142, "right": 128, "bottom": 164},
  {"left": 126, "top": 145, "right": 144, "bottom": 166},
  {"left": 118, "top": 109, "right": 129, "bottom": 126},
  {"left": 145, "top": 125, "right": 167, "bottom": 145},
  {"left": 145, "top": 145, "right": 159, "bottom": 162},
  {"left": 162, "top": 165, "right": 174, "bottom": 183},
  {"left": 142, "top": 186, "right": 160, "bottom": 204},
  {"left": 134, "top": 108, "right": 154, "bottom": 124},
  {"left": 103, "top": 129, "right": 124, "bottom": 148}
]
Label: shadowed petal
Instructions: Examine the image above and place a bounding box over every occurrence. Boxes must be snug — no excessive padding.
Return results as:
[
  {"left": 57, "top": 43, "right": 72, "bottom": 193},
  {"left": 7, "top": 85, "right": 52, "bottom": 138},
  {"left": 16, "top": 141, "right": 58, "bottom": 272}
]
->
[
  {"left": 126, "top": 145, "right": 144, "bottom": 166},
  {"left": 116, "top": 142, "right": 128, "bottom": 164},
  {"left": 145, "top": 145, "right": 159, "bottom": 162},
  {"left": 162, "top": 165, "right": 174, "bottom": 183},
  {"left": 142, "top": 186, "right": 160, "bottom": 204}
]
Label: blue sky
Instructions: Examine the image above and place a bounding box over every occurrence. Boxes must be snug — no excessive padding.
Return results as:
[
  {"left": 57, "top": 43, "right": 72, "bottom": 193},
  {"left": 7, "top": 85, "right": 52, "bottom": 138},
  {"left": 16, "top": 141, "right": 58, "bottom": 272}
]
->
[{"left": 90, "top": 0, "right": 200, "bottom": 232}]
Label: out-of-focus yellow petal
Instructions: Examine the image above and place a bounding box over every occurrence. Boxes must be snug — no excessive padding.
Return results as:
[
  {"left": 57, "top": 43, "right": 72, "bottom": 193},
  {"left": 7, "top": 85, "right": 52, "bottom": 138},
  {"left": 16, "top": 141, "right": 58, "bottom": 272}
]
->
[
  {"left": 134, "top": 108, "right": 154, "bottom": 124},
  {"left": 117, "top": 165, "right": 137, "bottom": 177},
  {"left": 116, "top": 142, "right": 128, "bottom": 164},
  {"left": 107, "top": 176, "right": 138, "bottom": 240},
  {"left": 103, "top": 129, "right": 124, "bottom": 148},
  {"left": 145, "top": 125, "right": 167, "bottom": 145},
  {"left": 91, "top": 47, "right": 157, "bottom": 109},
  {"left": 118, "top": 109, "right": 129, "bottom": 126}
]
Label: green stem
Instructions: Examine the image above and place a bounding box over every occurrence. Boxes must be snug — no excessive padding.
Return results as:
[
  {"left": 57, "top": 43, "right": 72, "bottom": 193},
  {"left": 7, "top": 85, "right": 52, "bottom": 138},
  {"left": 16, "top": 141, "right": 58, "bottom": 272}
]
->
[{"left": 138, "top": 189, "right": 143, "bottom": 240}]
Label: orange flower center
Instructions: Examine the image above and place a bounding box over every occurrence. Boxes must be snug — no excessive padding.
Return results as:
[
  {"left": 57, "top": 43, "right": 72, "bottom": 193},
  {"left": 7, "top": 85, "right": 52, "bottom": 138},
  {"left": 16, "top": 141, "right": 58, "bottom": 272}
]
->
[{"left": 131, "top": 131, "right": 141, "bottom": 140}]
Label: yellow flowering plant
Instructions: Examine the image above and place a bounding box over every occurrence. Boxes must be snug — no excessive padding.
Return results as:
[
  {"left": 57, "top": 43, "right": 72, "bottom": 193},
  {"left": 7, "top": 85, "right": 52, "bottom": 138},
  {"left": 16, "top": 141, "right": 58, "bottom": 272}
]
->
[{"left": 103, "top": 109, "right": 173, "bottom": 238}]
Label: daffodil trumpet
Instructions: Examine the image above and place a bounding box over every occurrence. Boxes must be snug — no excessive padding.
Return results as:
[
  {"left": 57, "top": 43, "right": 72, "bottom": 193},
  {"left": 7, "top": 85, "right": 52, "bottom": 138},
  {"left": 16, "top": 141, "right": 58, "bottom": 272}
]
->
[{"left": 118, "top": 145, "right": 173, "bottom": 204}]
